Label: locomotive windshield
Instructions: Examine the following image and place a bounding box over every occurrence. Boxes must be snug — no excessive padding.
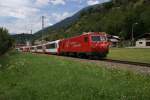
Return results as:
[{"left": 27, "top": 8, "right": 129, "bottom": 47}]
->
[
  {"left": 92, "top": 36, "right": 101, "bottom": 42},
  {"left": 91, "top": 36, "right": 107, "bottom": 42},
  {"left": 101, "top": 36, "right": 107, "bottom": 41}
]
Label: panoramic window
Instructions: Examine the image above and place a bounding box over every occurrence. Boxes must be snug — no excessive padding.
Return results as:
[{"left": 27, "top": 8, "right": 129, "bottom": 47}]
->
[
  {"left": 31, "top": 47, "right": 34, "bottom": 50},
  {"left": 46, "top": 43, "right": 56, "bottom": 49},
  {"left": 37, "top": 46, "right": 42, "bottom": 49}
]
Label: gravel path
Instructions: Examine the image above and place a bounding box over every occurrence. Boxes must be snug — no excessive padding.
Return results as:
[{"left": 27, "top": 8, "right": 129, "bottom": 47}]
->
[{"left": 57, "top": 56, "right": 150, "bottom": 75}]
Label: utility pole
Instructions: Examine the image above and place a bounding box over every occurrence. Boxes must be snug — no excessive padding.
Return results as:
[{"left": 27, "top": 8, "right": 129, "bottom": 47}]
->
[
  {"left": 131, "top": 22, "right": 138, "bottom": 46},
  {"left": 42, "top": 16, "right": 45, "bottom": 30},
  {"left": 30, "top": 29, "right": 32, "bottom": 34},
  {"left": 42, "top": 16, "right": 45, "bottom": 42}
]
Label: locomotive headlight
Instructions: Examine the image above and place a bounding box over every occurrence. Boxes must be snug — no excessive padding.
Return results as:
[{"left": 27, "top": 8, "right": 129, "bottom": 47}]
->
[
  {"left": 91, "top": 44, "right": 97, "bottom": 49},
  {"left": 91, "top": 45, "right": 96, "bottom": 48}
]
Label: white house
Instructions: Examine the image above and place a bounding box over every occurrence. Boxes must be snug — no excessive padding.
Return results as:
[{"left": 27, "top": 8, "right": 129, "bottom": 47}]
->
[
  {"left": 136, "top": 39, "right": 150, "bottom": 48},
  {"left": 136, "top": 33, "right": 150, "bottom": 48}
]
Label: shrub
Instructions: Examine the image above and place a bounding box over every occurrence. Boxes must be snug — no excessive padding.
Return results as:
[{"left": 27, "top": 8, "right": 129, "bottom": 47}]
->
[{"left": 0, "top": 27, "right": 13, "bottom": 55}]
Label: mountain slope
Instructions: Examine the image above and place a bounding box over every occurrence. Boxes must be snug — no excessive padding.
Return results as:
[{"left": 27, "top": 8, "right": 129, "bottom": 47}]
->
[
  {"left": 33, "top": 5, "right": 98, "bottom": 40},
  {"left": 13, "top": 0, "right": 150, "bottom": 44},
  {"left": 33, "top": 0, "right": 150, "bottom": 41}
]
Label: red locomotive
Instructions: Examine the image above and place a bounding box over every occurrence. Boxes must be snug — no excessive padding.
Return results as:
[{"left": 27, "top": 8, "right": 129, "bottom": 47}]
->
[
  {"left": 18, "top": 32, "right": 110, "bottom": 58},
  {"left": 58, "top": 32, "right": 109, "bottom": 58}
]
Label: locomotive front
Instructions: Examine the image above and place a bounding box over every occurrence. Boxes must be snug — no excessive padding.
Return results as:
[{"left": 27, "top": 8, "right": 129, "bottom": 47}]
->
[{"left": 89, "top": 33, "right": 109, "bottom": 57}]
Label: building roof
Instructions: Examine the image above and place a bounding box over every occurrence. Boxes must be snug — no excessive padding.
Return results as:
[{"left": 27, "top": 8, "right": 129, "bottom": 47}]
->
[
  {"left": 137, "top": 33, "right": 150, "bottom": 39},
  {"left": 110, "top": 39, "right": 119, "bottom": 42}
]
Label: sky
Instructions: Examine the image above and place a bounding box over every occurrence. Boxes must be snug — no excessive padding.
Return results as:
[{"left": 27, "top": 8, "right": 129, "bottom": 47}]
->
[{"left": 0, "top": 0, "right": 110, "bottom": 34}]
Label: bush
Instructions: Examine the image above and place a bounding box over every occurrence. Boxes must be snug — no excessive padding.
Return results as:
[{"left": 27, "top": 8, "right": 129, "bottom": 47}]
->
[{"left": 0, "top": 27, "right": 13, "bottom": 55}]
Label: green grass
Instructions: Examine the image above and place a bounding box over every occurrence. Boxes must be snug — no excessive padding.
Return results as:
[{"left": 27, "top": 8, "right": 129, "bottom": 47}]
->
[
  {"left": 0, "top": 52, "right": 150, "bottom": 100},
  {"left": 108, "top": 48, "right": 150, "bottom": 64}
]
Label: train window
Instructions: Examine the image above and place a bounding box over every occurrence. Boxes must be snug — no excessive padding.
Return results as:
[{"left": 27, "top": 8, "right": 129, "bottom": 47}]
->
[
  {"left": 46, "top": 44, "right": 50, "bottom": 49},
  {"left": 37, "top": 46, "right": 42, "bottom": 49},
  {"left": 84, "top": 37, "right": 88, "bottom": 42},
  {"left": 46, "top": 43, "right": 56, "bottom": 49},
  {"left": 31, "top": 47, "right": 34, "bottom": 50},
  {"left": 92, "top": 36, "right": 101, "bottom": 42},
  {"left": 51, "top": 43, "right": 56, "bottom": 48},
  {"left": 55, "top": 43, "right": 57, "bottom": 48}
]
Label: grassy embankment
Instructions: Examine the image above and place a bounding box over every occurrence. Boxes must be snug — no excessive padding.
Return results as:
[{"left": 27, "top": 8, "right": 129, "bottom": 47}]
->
[
  {"left": 108, "top": 48, "right": 150, "bottom": 64},
  {"left": 0, "top": 51, "right": 150, "bottom": 100}
]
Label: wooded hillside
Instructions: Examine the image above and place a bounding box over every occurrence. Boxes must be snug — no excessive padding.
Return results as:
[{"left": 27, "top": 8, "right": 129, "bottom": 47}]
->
[{"left": 13, "top": 0, "right": 150, "bottom": 43}]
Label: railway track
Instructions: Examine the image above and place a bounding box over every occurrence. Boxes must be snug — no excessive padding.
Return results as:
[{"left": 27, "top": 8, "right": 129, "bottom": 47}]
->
[
  {"left": 102, "top": 59, "right": 150, "bottom": 67},
  {"left": 30, "top": 53, "right": 150, "bottom": 73},
  {"left": 60, "top": 55, "right": 150, "bottom": 67},
  {"left": 32, "top": 52, "right": 150, "bottom": 67}
]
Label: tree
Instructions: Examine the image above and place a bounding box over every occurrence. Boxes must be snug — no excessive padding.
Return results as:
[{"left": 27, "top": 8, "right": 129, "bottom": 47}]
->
[{"left": 0, "top": 27, "right": 13, "bottom": 55}]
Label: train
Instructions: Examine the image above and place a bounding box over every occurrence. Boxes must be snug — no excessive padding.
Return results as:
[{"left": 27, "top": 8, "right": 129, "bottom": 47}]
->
[{"left": 19, "top": 32, "right": 110, "bottom": 58}]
